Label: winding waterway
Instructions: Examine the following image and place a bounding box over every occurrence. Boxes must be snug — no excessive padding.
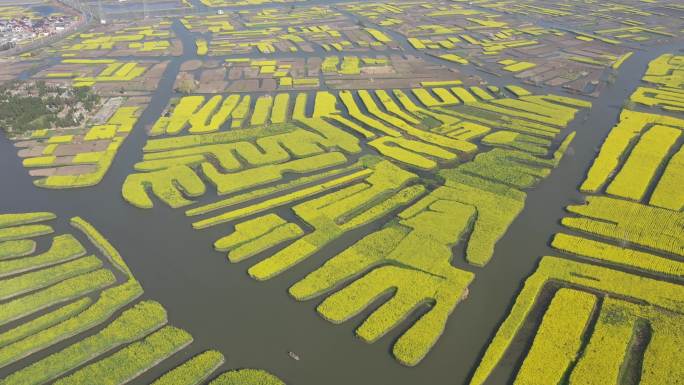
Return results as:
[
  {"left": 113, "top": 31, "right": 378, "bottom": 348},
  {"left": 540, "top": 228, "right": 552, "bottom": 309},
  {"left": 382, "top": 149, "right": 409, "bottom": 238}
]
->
[{"left": 1, "top": 3, "right": 683, "bottom": 384}]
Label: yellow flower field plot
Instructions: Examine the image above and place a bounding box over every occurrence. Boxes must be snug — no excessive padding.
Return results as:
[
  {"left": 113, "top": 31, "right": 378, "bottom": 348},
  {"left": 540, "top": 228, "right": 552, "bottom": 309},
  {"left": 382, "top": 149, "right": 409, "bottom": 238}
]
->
[
  {"left": 207, "top": 24, "right": 398, "bottom": 55},
  {"left": 340, "top": 2, "right": 413, "bottom": 27},
  {"left": 181, "top": 15, "right": 236, "bottom": 34},
  {"left": 196, "top": 38, "right": 209, "bottom": 56},
  {"left": 407, "top": 25, "right": 544, "bottom": 57},
  {"left": 188, "top": 155, "right": 475, "bottom": 367},
  {"left": 222, "top": 58, "right": 319, "bottom": 90},
  {"left": 11, "top": 98, "right": 146, "bottom": 189},
  {"left": 236, "top": 5, "right": 342, "bottom": 26},
  {"left": 341, "top": 1, "right": 641, "bottom": 96},
  {"left": 556, "top": 196, "right": 684, "bottom": 271},
  {"left": 124, "top": 93, "right": 363, "bottom": 208},
  {"left": 580, "top": 54, "right": 684, "bottom": 210},
  {"left": 631, "top": 54, "right": 684, "bottom": 112},
  {"left": 182, "top": 7, "right": 399, "bottom": 56},
  {"left": 489, "top": 113, "right": 684, "bottom": 381},
  {"left": 471, "top": 0, "right": 681, "bottom": 44},
  {"left": 55, "top": 21, "right": 179, "bottom": 56},
  {"left": 581, "top": 109, "right": 684, "bottom": 207},
  {"left": 135, "top": 87, "right": 587, "bottom": 172},
  {"left": 322, "top": 55, "right": 378, "bottom": 75},
  {"left": 34, "top": 59, "right": 167, "bottom": 94},
  {"left": 554, "top": 59, "right": 684, "bottom": 275},
  {"left": 182, "top": 54, "right": 479, "bottom": 94},
  {"left": 497, "top": 59, "right": 536, "bottom": 73},
  {"left": 469, "top": 256, "right": 684, "bottom": 385},
  {"left": 323, "top": 55, "right": 477, "bottom": 89},
  {"left": 553, "top": 110, "right": 684, "bottom": 276},
  {"left": 471, "top": 56, "right": 684, "bottom": 384},
  {"left": 69, "top": 61, "right": 147, "bottom": 86},
  {"left": 346, "top": 1, "right": 546, "bottom": 59},
  {"left": 0, "top": 212, "right": 285, "bottom": 385},
  {"left": 119, "top": 85, "right": 590, "bottom": 364}
]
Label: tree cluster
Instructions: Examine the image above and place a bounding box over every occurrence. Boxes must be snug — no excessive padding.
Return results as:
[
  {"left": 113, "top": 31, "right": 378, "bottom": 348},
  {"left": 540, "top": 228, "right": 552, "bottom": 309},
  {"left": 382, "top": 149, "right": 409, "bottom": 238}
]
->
[{"left": 0, "top": 80, "right": 100, "bottom": 133}]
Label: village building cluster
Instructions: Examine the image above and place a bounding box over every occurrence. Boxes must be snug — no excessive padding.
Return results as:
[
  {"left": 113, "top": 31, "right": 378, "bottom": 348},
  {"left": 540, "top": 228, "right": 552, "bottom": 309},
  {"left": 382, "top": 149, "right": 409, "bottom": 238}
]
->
[{"left": 0, "top": 8, "right": 80, "bottom": 51}]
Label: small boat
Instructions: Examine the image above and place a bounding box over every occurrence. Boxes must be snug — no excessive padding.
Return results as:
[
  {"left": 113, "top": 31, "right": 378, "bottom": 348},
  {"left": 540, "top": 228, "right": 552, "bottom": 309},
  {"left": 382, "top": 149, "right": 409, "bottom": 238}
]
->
[{"left": 288, "top": 351, "right": 300, "bottom": 361}]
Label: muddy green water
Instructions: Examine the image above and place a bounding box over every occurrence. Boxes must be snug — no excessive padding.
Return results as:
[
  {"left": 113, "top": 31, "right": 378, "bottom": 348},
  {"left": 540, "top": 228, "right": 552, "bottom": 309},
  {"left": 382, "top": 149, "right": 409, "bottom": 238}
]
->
[{"left": 0, "top": 6, "right": 682, "bottom": 385}]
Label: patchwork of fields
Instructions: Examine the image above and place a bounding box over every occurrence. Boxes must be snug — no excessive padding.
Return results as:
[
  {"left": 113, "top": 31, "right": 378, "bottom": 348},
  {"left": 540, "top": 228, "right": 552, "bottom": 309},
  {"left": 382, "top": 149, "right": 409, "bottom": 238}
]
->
[
  {"left": 0, "top": 212, "right": 285, "bottom": 384},
  {"left": 0, "top": 0, "right": 682, "bottom": 384},
  {"left": 472, "top": 53, "right": 684, "bottom": 385}
]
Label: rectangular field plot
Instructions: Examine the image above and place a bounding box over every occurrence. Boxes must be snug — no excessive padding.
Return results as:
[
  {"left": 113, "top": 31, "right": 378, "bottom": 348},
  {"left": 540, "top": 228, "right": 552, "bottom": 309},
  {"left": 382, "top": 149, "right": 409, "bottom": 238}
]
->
[
  {"left": 470, "top": 257, "right": 684, "bottom": 385},
  {"left": 176, "top": 54, "right": 482, "bottom": 93},
  {"left": 33, "top": 58, "right": 169, "bottom": 95},
  {"left": 581, "top": 109, "right": 684, "bottom": 209},
  {"left": 631, "top": 54, "right": 684, "bottom": 112},
  {"left": 342, "top": 1, "right": 680, "bottom": 97},
  {"left": 9, "top": 97, "right": 148, "bottom": 189},
  {"left": 0, "top": 212, "right": 285, "bottom": 385},
  {"left": 179, "top": 8, "right": 401, "bottom": 57},
  {"left": 119, "top": 83, "right": 592, "bottom": 365},
  {"left": 47, "top": 19, "right": 182, "bottom": 58},
  {"left": 473, "top": 52, "right": 684, "bottom": 385}
]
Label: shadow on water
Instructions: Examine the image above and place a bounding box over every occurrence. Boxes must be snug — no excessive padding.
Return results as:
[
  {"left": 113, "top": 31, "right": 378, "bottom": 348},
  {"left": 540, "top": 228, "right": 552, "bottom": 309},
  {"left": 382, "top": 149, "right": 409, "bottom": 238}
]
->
[{"left": 0, "top": 5, "right": 683, "bottom": 384}]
